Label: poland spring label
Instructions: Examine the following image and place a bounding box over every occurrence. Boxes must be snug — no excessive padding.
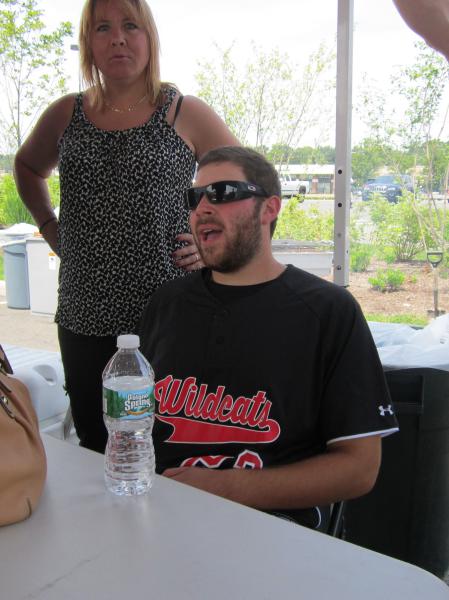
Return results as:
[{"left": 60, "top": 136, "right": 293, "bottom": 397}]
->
[{"left": 103, "top": 386, "right": 154, "bottom": 419}]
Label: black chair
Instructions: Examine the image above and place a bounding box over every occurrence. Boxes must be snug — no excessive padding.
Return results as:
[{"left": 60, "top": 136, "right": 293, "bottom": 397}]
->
[{"left": 344, "top": 367, "right": 449, "bottom": 579}]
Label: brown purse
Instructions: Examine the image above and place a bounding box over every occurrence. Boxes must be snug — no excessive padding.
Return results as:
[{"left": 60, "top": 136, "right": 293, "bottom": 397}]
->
[{"left": 0, "top": 344, "right": 47, "bottom": 526}]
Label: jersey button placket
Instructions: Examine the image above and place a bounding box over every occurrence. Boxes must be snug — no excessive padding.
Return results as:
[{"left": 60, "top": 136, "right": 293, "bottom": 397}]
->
[{"left": 206, "top": 310, "right": 230, "bottom": 366}]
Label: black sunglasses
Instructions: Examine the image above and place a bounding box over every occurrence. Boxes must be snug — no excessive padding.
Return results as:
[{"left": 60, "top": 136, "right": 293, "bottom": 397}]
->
[{"left": 185, "top": 180, "right": 268, "bottom": 210}]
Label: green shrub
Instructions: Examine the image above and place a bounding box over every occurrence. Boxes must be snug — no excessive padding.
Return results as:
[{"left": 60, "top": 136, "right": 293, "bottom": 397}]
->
[
  {"left": 368, "top": 268, "right": 406, "bottom": 292},
  {"left": 48, "top": 175, "right": 61, "bottom": 207},
  {"left": 350, "top": 245, "right": 372, "bottom": 272},
  {"left": 275, "top": 198, "right": 333, "bottom": 242},
  {"left": 376, "top": 246, "right": 396, "bottom": 264},
  {"left": 0, "top": 173, "right": 60, "bottom": 227},
  {"left": 349, "top": 204, "right": 369, "bottom": 245},
  {"left": 0, "top": 174, "right": 33, "bottom": 226},
  {"left": 369, "top": 194, "right": 424, "bottom": 261}
]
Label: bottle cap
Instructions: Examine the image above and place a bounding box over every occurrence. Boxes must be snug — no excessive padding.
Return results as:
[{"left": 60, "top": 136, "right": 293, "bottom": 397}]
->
[{"left": 117, "top": 334, "right": 140, "bottom": 349}]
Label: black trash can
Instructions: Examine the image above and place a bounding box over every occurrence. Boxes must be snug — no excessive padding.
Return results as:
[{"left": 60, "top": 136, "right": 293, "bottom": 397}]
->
[{"left": 344, "top": 367, "right": 449, "bottom": 580}]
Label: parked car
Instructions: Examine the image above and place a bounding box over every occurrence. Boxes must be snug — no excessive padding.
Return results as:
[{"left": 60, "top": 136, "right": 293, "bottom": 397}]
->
[
  {"left": 362, "top": 174, "right": 414, "bottom": 203},
  {"left": 280, "top": 174, "right": 310, "bottom": 197}
]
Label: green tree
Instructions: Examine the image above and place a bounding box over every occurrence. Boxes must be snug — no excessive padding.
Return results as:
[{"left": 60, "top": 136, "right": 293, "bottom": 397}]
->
[
  {"left": 419, "top": 140, "right": 449, "bottom": 192},
  {"left": 395, "top": 43, "right": 449, "bottom": 258},
  {"left": 314, "top": 145, "right": 336, "bottom": 164},
  {"left": 396, "top": 43, "right": 449, "bottom": 154},
  {"left": 195, "top": 41, "right": 335, "bottom": 165},
  {"left": 357, "top": 42, "right": 449, "bottom": 264},
  {"left": 267, "top": 143, "right": 292, "bottom": 165},
  {"left": 286, "top": 145, "right": 335, "bottom": 165},
  {"left": 351, "top": 138, "right": 390, "bottom": 186},
  {"left": 356, "top": 74, "right": 420, "bottom": 176},
  {"left": 0, "top": 0, "right": 73, "bottom": 150},
  {"left": 0, "top": 153, "right": 14, "bottom": 171}
]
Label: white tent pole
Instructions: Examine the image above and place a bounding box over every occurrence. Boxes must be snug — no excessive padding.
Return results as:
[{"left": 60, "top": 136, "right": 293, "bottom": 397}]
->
[{"left": 333, "top": 0, "right": 354, "bottom": 286}]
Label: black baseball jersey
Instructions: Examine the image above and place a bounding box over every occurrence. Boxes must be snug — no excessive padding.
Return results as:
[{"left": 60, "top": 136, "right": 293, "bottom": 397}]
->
[{"left": 138, "top": 265, "right": 397, "bottom": 528}]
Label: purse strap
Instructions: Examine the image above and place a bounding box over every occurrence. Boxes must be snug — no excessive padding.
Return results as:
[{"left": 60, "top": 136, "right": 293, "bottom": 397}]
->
[
  {"left": 0, "top": 344, "right": 13, "bottom": 375},
  {"left": 0, "top": 347, "right": 15, "bottom": 418}
]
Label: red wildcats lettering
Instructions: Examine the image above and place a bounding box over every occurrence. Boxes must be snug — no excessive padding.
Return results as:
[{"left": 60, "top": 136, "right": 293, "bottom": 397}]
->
[
  {"left": 154, "top": 376, "right": 280, "bottom": 444},
  {"left": 217, "top": 395, "right": 234, "bottom": 421},
  {"left": 185, "top": 383, "right": 207, "bottom": 418},
  {"left": 201, "top": 387, "right": 225, "bottom": 420},
  {"left": 168, "top": 377, "right": 197, "bottom": 414}
]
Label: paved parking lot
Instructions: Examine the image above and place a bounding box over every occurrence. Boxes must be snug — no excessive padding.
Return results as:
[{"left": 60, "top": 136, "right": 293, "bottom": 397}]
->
[{"left": 0, "top": 280, "right": 59, "bottom": 351}]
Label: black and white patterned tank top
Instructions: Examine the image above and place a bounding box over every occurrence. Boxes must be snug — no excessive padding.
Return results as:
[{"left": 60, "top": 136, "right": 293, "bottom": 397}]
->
[{"left": 56, "top": 87, "right": 196, "bottom": 336}]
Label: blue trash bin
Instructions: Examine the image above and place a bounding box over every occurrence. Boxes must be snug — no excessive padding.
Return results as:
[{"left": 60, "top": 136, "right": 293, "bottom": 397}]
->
[{"left": 3, "top": 240, "right": 30, "bottom": 309}]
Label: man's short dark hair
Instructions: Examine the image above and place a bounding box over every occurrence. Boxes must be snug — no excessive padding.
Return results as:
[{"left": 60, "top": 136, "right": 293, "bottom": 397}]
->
[{"left": 197, "top": 146, "right": 281, "bottom": 236}]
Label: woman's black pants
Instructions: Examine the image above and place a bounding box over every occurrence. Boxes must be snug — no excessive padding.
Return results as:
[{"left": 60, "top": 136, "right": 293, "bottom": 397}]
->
[{"left": 58, "top": 325, "right": 116, "bottom": 453}]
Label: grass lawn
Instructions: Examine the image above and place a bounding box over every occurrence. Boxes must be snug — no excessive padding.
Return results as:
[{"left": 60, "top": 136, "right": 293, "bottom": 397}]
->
[{"left": 365, "top": 313, "right": 428, "bottom": 327}]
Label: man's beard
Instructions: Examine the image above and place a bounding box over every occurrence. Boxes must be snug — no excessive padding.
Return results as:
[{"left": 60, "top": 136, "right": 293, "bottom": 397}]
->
[{"left": 199, "top": 202, "right": 263, "bottom": 273}]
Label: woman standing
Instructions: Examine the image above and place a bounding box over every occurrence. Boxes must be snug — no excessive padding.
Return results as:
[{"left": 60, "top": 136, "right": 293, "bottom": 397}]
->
[{"left": 14, "top": 0, "right": 238, "bottom": 453}]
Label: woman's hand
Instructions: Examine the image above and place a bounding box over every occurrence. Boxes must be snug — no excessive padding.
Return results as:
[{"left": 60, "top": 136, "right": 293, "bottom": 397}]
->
[{"left": 173, "top": 233, "right": 204, "bottom": 271}]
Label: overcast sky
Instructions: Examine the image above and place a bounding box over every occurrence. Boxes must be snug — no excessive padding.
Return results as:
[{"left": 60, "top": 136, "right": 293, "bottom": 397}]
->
[{"left": 4, "top": 0, "right": 439, "bottom": 147}]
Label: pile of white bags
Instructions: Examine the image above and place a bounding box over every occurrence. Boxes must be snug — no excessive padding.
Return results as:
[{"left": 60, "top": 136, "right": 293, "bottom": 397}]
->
[{"left": 369, "top": 314, "right": 449, "bottom": 371}]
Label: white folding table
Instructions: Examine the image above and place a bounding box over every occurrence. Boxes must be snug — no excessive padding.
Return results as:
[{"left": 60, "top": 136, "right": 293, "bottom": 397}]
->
[{"left": 1, "top": 435, "right": 448, "bottom": 600}]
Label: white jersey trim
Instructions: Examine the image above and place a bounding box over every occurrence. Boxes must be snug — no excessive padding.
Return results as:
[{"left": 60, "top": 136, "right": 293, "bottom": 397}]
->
[{"left": 326, "top": 427, "right": 399, "bottom": 445}]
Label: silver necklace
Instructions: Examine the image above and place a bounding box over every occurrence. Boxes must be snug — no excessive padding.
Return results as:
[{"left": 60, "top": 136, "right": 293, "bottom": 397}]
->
[{"left": 105, "top": 93, "right": 148, "bottom": 113}]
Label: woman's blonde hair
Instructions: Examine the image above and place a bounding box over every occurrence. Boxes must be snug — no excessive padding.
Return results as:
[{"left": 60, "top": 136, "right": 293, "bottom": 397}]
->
[{"left": 79, "top": 0, "right": 166, "bottom": 108}]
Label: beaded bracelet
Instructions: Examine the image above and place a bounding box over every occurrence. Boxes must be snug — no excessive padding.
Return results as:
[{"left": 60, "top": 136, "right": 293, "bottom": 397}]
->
[{"left": 38, "top": 216, "right": 57, "bottom": 233}]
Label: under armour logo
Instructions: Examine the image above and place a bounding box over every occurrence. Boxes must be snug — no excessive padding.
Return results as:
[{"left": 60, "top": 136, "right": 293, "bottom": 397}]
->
[{"left": 379, "top": 404, "right": 394, "bottom": 416}]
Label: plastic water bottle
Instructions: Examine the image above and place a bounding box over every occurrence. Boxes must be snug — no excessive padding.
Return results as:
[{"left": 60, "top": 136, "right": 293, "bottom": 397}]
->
[{"left": 102, "top": 334, "right": 155, "bottom": 495}]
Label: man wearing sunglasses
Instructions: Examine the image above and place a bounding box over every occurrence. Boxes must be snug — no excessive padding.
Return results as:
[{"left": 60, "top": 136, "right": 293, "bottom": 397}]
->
[{"left": 138, "top": 146, "right": 397, "bottom": 531}]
